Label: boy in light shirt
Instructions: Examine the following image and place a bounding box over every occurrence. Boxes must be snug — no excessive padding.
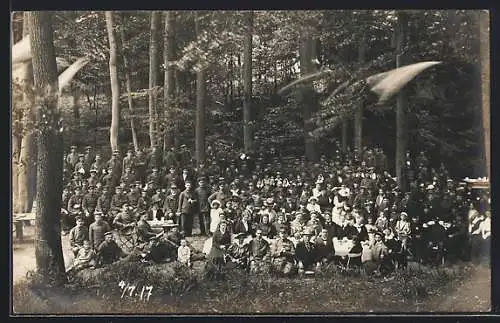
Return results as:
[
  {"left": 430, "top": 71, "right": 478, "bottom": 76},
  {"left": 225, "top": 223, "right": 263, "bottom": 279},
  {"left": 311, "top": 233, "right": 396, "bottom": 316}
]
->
[{"left": 177, "top": 238, "right": 192, "bottom": 267}]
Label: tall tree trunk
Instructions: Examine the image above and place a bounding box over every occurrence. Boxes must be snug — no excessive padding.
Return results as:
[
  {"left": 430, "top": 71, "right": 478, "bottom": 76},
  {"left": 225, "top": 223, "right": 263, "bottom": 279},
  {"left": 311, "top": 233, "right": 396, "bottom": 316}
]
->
[
  {"left": 341, "top": 120, "right": 348, "bottom": 153},
  {"left": 243, "top": 11, "right": 253, "bottom": 153},
  {"left": 105, "top": 11, "right": 120, "bottom": 152},
  {"left": 395, "top": 11, "right": 409, "bottom": 192},
  {"left": 354, "top": 34, "right": 366, "bottom": 151},
  {"left": 299, "top": 31, "right": 318, "bottom": 161},
  {"left": 479, "top": 10, "right": 490, "bottom": 178},
  {"left": 148, "top": 11, "right": 161, "bottom": 149},
  {"left": 18, "top": 12, "right": 37, "bottom": 213},
  {"left": 12, "top": 12, "right": 24, "bottom": 213},
  {"left": 225, "top": 52, "right": 234, "bottom": 113},
  {"left": 28, "top": 11, "right": 66, "bottom": 285},
  {"left": 163, "top": 11, "right": 175, "bottom": 150},
  {"left": 119, "top": 13, "right": 139, "bottom": 152},
  {"left": 195, "top": 13, "right": 206, "bottom": 167}
]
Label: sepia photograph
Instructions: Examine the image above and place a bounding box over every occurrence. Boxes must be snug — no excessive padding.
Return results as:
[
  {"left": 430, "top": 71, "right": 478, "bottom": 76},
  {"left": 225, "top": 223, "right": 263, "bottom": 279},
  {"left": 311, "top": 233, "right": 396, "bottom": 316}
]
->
[{"left": 11, "top": 9, "right": 491, "bottom": 314}]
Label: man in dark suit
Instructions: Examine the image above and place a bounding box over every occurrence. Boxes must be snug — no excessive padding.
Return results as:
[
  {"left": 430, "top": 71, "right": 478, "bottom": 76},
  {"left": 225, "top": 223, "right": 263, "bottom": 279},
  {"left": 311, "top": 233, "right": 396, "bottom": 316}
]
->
[
  {"left": 179, "top": 168, "right": 193, "bottom": 191},
  {"left": 314, "top": 228, "right": 335, "bottom": 265},
  {"left": 195, "top": 177, "right": 211, "bottom": 236},
  {"left": 233, "top": 208, "right": 253, "bottom": 236},
  {"left": 177, "top": 181, "right": 197, "bottom": 236}
]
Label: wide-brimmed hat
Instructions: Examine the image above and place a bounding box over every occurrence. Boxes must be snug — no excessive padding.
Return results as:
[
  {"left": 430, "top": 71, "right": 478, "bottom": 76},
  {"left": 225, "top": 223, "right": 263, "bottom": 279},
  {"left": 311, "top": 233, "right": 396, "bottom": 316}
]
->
[
  {"left": 233, "top": 232, "right": 247, "bottom": 240},
  {"left": 308, "top": 196, "right": 319, "bottom": 203},
  {"left": 264, "top": 197, "right": 274, "bottom": 206},
  {"left": 211, "top": 200, "right": 221, "bottom": 208},
  {"left": 339, "top": 188, "right": 350, "bottom": 197},
  {"left": 104, "top": 231, "right": 113, "bottom": 237},
  {"left": 302, "top": 227, "right": 315, "bottom": 235},
  {"left": 164, "top": 220, "right": 178, "bottom": 227}
]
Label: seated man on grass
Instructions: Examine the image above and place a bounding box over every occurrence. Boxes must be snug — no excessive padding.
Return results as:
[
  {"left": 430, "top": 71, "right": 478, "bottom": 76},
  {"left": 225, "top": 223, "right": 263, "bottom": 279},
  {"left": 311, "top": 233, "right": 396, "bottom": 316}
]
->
[
  {"left": 69, "top": 216, "right": 89, "bottom": 257},
  {"left": 96, "top": 231, "right": 128, "bottom": 266}
]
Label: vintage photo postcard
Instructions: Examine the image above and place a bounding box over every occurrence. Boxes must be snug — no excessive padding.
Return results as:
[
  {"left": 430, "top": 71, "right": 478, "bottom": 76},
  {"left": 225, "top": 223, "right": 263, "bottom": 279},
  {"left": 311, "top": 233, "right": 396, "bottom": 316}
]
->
[{"left": 11, "top": 9, "right": 491, "bottom": 314}]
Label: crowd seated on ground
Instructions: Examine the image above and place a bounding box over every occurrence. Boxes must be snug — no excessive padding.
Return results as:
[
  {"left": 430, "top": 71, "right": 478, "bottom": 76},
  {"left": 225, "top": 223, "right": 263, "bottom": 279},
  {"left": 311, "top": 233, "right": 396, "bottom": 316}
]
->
[{"left": 61, "top": 142, "right": 491, "bottom": 278}]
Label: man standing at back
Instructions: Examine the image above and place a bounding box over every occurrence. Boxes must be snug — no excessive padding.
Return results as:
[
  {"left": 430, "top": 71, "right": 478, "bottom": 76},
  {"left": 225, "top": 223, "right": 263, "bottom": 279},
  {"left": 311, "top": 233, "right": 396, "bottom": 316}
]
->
[
  {"left": 195, "top": 177, "right": 211, "bottom": 236},
  {"left": 177, "top": 181, "right": 197, "bottom": 237}
]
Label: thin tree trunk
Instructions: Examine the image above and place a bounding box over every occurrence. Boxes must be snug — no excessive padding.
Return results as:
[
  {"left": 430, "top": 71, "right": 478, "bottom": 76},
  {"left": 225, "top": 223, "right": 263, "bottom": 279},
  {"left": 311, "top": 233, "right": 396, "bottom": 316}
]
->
[
  {"left": 243, "top": 11, "right": 253, "bottom": 153},
  {"left": 148, "top": 11, "right": 161, "bottom": 148},
  {"left": 28, "top": 11, "right": 66, "bottom": 285},
  {"left": 119, "top": 13, "right": 139, "bottom": 152},
  {"left": 163, "top": 11, "right": 175, "bottom": 151},
  {"left": 479, "top": 10, "right": 490, "bottom": 178},
  {"left": 341, "top": 120, "right": 348, "bottom": 153},
  {"left": 354, "top": 35, "right": 366, "bottom": 151},
  {"left": 195, "top": 13, "right": 206, "bottom": 167},
  {"left": 299, "top": 30, "right": 318, "bottom": 161},
  {"left": 18, "top": 12, "right": 36, "bottom": 213},
  {"left": 105, "top": 11, "right": 120, "bottom": 152},
  {"left": 395, "top": 11, "right": 409, "bottom": 192}
]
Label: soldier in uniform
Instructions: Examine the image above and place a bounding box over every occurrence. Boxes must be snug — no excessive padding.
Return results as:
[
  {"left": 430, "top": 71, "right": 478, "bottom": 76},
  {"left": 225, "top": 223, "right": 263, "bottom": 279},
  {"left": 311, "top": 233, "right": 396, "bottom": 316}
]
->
[
  {"left": 96, "top": 186, "right": 112, "bottom": 223},
  {"left": 147, "top": 168, "right": 162, "bottom": 187},
  {"left": 122, "top": 149, "right": 136, "bottom": 173},
  {"left": 107, "top": 150, "right": 122, "bottom": 188},
  {"left": 120, "top": 167, "right": 136, "bottom": 187},
  {"left": 83, "top": 146, "right": 95, "bottom": 177},
  {"left": 74, "top": 154, "right": 87, "bottom": 177},
  {"left": 110, "top": 186, "right": 129, "bottom": 218},
  {"left": 67, "top": 187, "right": 84, "bottom": 225},
  {"left": 249, "top": 229, "right": 271, "bottom": 274},
  {"left": 66, "top": 145, "right": 79, "bottom": 172},
  {"left": 82, "top": 185, "right": 99, "bottom": 226},
  {"left": 127, "top": 182, "right": 142, "bottom": 208},
  {"left": 87, "top": 169, "right": 100, "bottom": 187},
  {"left": 133, "top": 150, "right": 148, "bottom": 185}
]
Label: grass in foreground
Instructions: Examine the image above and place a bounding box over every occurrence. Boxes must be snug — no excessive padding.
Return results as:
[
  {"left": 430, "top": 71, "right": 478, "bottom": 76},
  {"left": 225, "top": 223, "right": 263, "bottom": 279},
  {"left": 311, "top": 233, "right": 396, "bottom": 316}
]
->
[{"left": 12, "top": 260, "right": 476, "bottom": 314}]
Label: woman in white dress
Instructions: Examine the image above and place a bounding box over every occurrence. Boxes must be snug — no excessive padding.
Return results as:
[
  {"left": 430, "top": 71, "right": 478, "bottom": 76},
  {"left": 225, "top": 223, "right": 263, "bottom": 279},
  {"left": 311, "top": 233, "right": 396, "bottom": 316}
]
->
[{"left": 210, "top": 200, "right": 224, "bottom": 234}]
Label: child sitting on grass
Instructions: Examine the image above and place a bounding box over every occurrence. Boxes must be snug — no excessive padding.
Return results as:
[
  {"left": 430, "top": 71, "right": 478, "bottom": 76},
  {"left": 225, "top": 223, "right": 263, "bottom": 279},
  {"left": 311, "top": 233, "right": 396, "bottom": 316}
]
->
[
  {"left": 66, "top": 240, "right": 96, "bottom": 273},
  {"left": 177, "top": 238, "right": 192, "bottom": 268}
]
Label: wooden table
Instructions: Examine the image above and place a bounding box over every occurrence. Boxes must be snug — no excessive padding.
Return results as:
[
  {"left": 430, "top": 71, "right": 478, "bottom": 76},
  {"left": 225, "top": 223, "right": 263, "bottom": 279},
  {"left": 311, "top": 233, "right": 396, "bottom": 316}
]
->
[{"left": 13, "top": 213, "right": 36, "bottom": 241}]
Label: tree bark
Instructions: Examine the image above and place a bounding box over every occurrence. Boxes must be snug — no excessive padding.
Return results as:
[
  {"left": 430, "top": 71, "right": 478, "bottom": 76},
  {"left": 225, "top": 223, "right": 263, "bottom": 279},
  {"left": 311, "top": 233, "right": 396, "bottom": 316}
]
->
[
  {"left": 341, "top": 120, "right": 348, "bottom": 153},
  {"left": 163, "top": 11, "right": 175, "bottom": 150},
  {"left": 354, "top": 34, "right": 366, "bottom": 151},
  {"left": 119, "top": 13, "right": 139, "bottom": 152},
  {"left": 105, "top": 11, "right": 120, "bottom": 152},
  {"left": 479, "top": 10, "right": 490, "bottom": 178},
  {"left": 18, "top": 12, "right": 37, "bottom": 213},
  {"left": 195, "top": 14, "right": 206, "bottom": 167},
  {"left": 395, "top": 11, "right": 409, "bottom": 192},
  {"left": 28, "top": 11, "right": 66, "bottom": 285},
  {"left": 148, "top": 11, "right": 161, "bottom": 149},
  {"left": 243, "top": 11, "right": 253, "bottom": 153},
  {"left": 299, "top": 31, "right": 318, "bottom": 161}
]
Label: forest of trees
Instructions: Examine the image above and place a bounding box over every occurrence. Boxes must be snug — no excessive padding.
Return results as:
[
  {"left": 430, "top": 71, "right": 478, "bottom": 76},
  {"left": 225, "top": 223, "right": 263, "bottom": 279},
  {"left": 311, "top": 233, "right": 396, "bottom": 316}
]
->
[{"left": 11, "top": 10, "right": 489, "bottom": 283}]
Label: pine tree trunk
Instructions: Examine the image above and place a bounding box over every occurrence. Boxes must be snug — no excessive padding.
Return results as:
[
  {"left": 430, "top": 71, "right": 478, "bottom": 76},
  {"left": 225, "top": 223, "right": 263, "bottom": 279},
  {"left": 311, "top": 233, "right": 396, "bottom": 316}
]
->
[
  {"left": 479, "top": 10, "right": 490, "bottom": 178},
  {"left": 243, "top": 11, "right": 253, "bottom": 153},
  {"left": 341, "top": 120, "right": 348, "bottom": 153},
  {"left": 395, "top": 11, "right": 409, "bottom": 192},
  {"left": 195, "top": 14, "right": 205, "bottom": 167},
  {"left": 18, "top": 12, "right": 36, "bottom": 213},
  {"left": 163, "top": 11, "right": 175, "bottom": 150},
  {"left": 299, "top": 31, "right": 318, "bottom": 162},
  {"left": 28, "top": 11, "right": 66, "bottom": 285},
  {"left": 105, "top": 11, "right": 120, "bottom": 152},
  {"left": 148, "top": 11, "right": 161, "bottom": 149},
  {"left": 354, "top": 35, "right": 366, "bottom": 151},
  {"left": 119, "top": 13, "right": 139, "bottom": 152}
]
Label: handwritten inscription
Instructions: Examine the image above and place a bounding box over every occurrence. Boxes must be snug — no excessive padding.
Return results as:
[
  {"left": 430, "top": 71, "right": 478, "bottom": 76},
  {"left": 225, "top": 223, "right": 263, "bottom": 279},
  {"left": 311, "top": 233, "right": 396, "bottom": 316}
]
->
[{"left": 118, "top": 280, "right": 153, "bottom": 301}]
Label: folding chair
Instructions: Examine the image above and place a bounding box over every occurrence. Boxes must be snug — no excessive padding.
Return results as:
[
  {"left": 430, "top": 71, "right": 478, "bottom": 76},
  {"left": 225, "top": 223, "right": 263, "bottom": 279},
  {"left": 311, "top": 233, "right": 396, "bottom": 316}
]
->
[{"left": 116, "top": 226, "right": 138, "bottom": 253}]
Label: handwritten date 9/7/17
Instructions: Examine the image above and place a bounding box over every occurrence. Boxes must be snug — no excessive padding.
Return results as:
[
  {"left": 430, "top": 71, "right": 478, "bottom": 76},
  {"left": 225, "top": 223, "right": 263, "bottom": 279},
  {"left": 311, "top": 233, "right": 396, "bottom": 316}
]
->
[{"left": 119, "top": 280, "right": 153, "bottom": 301}]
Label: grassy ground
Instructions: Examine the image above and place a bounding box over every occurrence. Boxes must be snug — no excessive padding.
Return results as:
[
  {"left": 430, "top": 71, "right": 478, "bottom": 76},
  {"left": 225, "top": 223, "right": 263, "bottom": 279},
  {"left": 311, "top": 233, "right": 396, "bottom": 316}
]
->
[{"left": 12, "top": 223, "right": 490, "bottom": 314}]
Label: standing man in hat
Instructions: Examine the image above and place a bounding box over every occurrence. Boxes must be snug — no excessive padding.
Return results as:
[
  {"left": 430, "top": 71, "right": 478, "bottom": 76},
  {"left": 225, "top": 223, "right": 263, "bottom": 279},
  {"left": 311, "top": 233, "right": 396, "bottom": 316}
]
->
[
  {"left": 89, "top": 212, "right": 112, "bottom": 251},
  {"left": 195, "top": 177, "right": 211, "bottom": 236},
  {"left": 163, "top": 183, "right": 180, "bottom": 223},
  {"left": 122, "top": 149, "right": 136, "bottom": 173},
  {"left": 82, "top": 185, "right": 99, "bottom": 226},
  {"left": 177, "top": 181, "right": 197, "bottom": 236},
  {"left": 66, "top": 145, "right": 79, "bottom": 173},
  {"left": 83, "top": 146, "right": 95, "bottom": 177},
  {"left": 96, "top": 186, "right": 112, "bottom": 222}
]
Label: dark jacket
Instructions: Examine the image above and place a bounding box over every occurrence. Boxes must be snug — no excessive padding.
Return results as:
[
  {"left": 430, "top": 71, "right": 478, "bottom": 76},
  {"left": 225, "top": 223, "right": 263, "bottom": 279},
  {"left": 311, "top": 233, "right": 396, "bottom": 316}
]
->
[{"left": 177, "top": 189, "right": 197, "bottom": 214}]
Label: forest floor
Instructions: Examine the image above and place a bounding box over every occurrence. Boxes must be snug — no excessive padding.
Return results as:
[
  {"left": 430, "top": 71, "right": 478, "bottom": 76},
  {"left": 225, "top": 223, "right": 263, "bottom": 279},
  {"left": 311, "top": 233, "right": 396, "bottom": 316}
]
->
[{"left": 12, "top": 222, "right": 491, "bottom": 314}]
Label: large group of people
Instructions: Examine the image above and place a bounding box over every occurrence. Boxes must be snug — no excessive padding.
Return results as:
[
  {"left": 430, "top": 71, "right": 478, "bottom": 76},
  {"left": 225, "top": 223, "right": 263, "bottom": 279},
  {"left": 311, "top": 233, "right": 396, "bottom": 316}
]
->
[{"left": 60, "top": 141, "right": 491, "bottom": 278}]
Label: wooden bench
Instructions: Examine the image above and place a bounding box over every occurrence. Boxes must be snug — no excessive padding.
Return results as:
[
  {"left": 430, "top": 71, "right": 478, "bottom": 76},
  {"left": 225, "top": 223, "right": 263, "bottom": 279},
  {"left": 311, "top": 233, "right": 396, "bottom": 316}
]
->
[{"left": 13, "top": 213, "right": 36, "bottom": 241}]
